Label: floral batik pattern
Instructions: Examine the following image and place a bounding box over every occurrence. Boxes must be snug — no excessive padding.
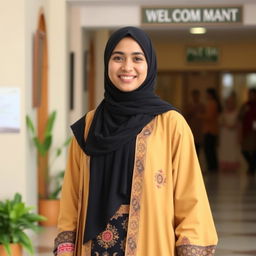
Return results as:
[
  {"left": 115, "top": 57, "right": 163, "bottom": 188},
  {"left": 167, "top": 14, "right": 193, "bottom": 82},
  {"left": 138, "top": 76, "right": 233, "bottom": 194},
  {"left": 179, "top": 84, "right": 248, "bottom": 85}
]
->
[
  {"left": 91, "top": 205, "right": 129, "bottom": 256},
  {"left": 53, "top": 231, "right": 76, "bottom": 255},
  {"left": 177, "top": 237, "right": 216, "bottom": 256},
  {"left": 154, "top": 169, "right": 166, "bottom": 188},
  {"left": 125, "top": 121, "right": 154, "bottom": 256},
  {"left": 177, "top": 244, "right": 216, "bottom": 256}
]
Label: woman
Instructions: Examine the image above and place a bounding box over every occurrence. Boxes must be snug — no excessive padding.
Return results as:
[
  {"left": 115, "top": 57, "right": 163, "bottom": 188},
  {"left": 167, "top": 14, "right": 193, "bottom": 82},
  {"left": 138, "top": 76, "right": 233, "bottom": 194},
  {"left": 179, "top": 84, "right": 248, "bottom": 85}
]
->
[
  {"left": 54, "top": 27, "right": 217, "bottom": 256},
  {"left": 218, "top": 92, "right": 240, "bottom": 171}
]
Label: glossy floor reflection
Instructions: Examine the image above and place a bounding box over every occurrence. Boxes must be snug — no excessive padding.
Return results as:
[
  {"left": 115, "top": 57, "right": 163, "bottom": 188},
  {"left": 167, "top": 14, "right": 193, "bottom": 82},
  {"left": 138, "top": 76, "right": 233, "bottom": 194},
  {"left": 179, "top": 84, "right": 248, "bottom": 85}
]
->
[
  {"left": 205, "top": 170, "right": 256, "bottom": 256},
  {"left": 27, "top": 170, "right": 256, "bottom": 256}
]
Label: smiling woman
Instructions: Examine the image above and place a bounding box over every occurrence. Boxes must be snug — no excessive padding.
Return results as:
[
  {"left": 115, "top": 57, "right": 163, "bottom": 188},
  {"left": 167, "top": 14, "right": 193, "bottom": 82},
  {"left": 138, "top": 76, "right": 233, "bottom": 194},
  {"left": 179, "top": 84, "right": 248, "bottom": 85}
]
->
[{"left": 54, "top": 26, "right": 218, "bottom": 256}]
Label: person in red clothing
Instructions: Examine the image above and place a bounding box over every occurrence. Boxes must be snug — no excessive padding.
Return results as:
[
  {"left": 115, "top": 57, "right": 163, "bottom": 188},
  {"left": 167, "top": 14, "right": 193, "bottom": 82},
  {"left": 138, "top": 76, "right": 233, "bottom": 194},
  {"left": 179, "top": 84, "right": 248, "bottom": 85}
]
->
[{"left": 239, "top": 88, "right": 256, "bottom": 175}]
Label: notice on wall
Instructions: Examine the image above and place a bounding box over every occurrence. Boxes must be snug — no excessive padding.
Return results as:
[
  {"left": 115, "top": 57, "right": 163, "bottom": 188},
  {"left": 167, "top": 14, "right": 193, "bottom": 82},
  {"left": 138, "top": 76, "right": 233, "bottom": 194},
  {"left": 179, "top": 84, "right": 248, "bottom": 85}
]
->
[
  {"left": 0, "top": 87, "right": 20, "bottom": 133},
  {"left": 142, "top": 7, "right": 243, "bottom": 24}
]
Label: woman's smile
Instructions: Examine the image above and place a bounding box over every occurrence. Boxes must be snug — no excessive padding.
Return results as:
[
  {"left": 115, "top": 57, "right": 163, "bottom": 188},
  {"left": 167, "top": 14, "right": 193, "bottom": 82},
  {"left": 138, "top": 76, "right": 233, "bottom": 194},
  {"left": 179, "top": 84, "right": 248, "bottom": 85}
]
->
[{"left": 118, "top": 74, "right": 137, "bottom": 82}]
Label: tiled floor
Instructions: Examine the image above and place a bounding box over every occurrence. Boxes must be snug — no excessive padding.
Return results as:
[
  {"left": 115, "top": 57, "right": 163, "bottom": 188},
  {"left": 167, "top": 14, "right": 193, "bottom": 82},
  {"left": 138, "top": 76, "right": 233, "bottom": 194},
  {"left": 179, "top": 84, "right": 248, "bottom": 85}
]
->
[
  {"left": 26, "top": 170, "right": 256, "bottom": 256},
  {"left": 206, "top": 171, "right": 256, "bottom": 256}
]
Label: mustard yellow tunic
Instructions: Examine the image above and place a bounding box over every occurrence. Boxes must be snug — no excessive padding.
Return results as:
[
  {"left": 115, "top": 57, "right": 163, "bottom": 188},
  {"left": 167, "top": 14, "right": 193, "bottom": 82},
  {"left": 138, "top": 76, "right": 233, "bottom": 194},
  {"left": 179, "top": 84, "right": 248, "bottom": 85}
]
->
[{"left": 54, "top": 110, "right": 218, "bottom": 256}]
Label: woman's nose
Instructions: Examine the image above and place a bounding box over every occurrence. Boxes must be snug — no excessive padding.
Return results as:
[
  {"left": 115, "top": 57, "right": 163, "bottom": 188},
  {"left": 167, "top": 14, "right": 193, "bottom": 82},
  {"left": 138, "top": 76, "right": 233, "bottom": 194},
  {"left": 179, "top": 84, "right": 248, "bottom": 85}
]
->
[{"left": 121, "top": 59, "right": 133, "bottom": 72}]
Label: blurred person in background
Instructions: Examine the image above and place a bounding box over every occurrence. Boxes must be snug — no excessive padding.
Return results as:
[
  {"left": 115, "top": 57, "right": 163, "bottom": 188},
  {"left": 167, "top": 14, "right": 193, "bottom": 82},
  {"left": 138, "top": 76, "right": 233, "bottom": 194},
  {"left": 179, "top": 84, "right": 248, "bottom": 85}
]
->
[
  {"left": 202, "top": 88, "right": 222, "bottom": 172},
  {"left": 218, "top": 92, "right": 240, "bottom": 172},
  {"left": 185, "top": 89, "right": 205, "bottom": 157},
  {"left": 239, "top": 88, "right": 256, "bottom": 175}
]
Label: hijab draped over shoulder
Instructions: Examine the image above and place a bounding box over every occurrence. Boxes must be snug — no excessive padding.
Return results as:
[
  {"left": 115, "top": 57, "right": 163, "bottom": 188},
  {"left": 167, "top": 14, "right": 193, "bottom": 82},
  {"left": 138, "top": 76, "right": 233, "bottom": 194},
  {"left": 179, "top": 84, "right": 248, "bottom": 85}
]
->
[{"left": 71, "top": 26, "right": 175, "bottom": 243}]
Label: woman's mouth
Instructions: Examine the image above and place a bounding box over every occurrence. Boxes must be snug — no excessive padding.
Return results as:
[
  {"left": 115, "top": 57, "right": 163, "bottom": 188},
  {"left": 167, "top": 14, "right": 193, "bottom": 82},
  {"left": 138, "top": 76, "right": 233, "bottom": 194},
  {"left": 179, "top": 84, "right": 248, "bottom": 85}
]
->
[{"left": 119, "top": 75, "right": 136, "bottom": 82}]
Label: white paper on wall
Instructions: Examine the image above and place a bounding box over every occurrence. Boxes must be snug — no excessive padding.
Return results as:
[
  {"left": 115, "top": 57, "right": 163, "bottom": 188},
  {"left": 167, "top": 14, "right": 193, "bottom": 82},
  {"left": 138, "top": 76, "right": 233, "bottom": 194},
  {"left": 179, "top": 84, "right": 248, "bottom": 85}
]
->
[{"left": 0, "top": 87, "right": 20, "bottom": 133}]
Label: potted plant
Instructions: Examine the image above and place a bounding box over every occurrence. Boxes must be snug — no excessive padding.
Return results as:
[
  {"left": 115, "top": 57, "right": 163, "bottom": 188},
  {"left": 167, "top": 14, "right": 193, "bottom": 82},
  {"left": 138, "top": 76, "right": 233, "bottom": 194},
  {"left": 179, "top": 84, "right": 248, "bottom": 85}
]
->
[
  {"left": 26, "top": 111, "right": 71, "bottom": 226},
  {"left": 0, "top": 193, "right": 46, "bottom": 256}
]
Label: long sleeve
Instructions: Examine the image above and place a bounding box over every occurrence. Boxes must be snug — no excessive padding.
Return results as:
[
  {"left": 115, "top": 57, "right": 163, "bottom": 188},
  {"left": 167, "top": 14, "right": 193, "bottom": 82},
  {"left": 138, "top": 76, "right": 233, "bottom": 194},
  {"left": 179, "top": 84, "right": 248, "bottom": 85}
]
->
[
  {"left": 53, "top": 137, "right": 82, "bottom": 256},
  {"left": 172, "top": 115, "right": 218, "bottom": 255}
]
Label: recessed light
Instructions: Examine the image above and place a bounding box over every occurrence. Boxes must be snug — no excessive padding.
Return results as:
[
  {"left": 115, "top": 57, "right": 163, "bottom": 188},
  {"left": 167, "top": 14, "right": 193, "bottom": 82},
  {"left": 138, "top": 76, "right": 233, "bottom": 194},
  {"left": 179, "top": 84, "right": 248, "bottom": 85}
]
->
[{"left": 190, "top": 27, "right": 207, "bottom": 34}]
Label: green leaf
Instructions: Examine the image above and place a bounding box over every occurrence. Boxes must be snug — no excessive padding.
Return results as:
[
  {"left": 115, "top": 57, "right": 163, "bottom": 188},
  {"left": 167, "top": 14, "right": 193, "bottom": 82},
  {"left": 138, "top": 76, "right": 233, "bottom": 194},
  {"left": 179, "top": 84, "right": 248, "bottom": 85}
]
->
[
  {"left": 13, "top": 193, "right": 22, "bottom": 204},
  {"left": 32, "top": 137, "right": 45, "bottom": 156},
  {"left": 16, "top": 231, "right": 34, "bottom": 255},
  {"left": 0, "top": 193, "right": 46, "bottom": 253},
  {"left": 44, "top": 111, "right": 56, "bottom": 138},
  {"left": 56, "top": 171, "right": 65, "bottom": 179},
  {"left": 12, "top": 202, "right": 26, "bottom": 220},
  {"left": 56, "top": 148, "right": 62, "bottom": 157},
  {"left": 48, "top": 186, "right": 62, "bottom": 199},
  {"left": 26, "top": 115, "right": 35, "bottom": 135},
  {"left": 63, "top": 136, "right": 72, "bottom": 147},
  {"left": 0, "top": 235, "right": 11, "bottom": 256},
  {"left": 43, "top": 135, "right": 52, "bottom": 152},
  {"left": 3, "top": 243, "right": 11, "bottom": 256},
  {"left": 26, "top": 213, "right": 47, "bottom": 222}
]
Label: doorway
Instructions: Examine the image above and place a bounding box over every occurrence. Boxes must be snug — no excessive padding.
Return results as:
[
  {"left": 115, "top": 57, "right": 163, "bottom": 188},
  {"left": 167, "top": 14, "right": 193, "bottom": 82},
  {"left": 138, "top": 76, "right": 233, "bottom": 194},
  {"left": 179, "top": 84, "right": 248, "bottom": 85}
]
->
[{"left": 157, "top": 71, "right": 220, "bottom": 112}]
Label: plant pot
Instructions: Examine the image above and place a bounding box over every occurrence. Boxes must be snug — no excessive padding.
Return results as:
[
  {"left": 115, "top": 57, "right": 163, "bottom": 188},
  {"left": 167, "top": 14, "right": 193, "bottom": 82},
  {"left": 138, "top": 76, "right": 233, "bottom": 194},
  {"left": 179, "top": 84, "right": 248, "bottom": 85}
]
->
[
  {"left": 39, "top": 199, "right": 60, "bottom": 226},
  {"left": 0, "top": 244, "right": 22, "bottom": 256}
]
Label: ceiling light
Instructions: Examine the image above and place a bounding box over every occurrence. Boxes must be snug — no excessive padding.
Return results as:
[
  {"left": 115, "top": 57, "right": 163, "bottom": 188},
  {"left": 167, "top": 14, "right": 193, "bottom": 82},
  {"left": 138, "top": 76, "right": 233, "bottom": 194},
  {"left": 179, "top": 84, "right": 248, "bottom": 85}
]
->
[{"left": 190, "top": 27, "right": 207, "bottom": 34}]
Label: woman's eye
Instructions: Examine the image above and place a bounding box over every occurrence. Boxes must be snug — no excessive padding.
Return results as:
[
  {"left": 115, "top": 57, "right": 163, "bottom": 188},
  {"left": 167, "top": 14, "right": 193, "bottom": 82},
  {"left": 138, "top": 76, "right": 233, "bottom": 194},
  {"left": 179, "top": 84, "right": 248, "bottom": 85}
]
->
[
  {"left": 134, "top": 56, "right": 144, "bottom": 62},
  {"left": 112, "top": 56, "right": 123, "bottom": 62}
]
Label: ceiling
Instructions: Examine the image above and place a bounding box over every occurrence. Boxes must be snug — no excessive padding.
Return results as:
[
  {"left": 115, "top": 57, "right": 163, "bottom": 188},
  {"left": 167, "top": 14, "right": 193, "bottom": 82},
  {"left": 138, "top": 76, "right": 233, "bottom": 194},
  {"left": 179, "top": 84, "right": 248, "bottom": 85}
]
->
[
  {"left": 145, "top": 25, "right": 256, "bottom": 42},
  {"left": 67, "top": 0, "right": 256, "bottom": 5},
  {"left": 71, "top": 0, "right": 256, "bottom": 42}
]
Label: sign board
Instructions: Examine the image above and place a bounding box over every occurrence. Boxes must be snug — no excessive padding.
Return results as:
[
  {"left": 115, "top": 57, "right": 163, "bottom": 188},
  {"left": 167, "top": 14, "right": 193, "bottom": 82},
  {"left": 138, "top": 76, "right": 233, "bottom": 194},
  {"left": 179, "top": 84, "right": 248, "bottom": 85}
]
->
[
  {"left": 142, "top": 7, "right": 242, "bottom": 24},
  {"left": 186, "top": 47, "right": 219, "bottom": 63}
]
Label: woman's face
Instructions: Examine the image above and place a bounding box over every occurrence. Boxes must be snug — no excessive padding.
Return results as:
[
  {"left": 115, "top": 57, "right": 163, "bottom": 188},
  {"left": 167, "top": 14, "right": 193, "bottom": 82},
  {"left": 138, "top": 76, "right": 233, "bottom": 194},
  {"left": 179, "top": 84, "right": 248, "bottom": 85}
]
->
[{"left": 108, "top": 37, "right": 148, "bottom": 92}]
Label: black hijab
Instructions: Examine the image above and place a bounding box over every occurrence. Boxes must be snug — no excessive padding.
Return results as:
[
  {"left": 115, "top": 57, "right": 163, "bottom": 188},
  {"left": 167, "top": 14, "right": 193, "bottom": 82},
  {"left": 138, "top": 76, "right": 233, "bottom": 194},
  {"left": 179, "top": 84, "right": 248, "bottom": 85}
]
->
[{"left": 71, "top": 26, "right": 175, "bottom": 243}]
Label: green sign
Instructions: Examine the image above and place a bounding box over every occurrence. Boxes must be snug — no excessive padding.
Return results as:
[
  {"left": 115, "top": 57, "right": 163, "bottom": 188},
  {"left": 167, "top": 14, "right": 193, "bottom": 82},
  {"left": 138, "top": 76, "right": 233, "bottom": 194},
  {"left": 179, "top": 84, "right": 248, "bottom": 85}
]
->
[
  {"left": 142, "top": 7, "right": 242, "bottom": 24},
  {"left": 186, "top": 47, "right": 219, "bottom": 63}
]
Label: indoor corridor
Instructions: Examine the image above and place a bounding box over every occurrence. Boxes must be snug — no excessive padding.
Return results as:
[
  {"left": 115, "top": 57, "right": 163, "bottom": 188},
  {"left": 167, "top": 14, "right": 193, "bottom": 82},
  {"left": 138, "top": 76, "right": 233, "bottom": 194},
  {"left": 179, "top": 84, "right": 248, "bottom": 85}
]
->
[
  {"left": 28, "top": 170, "right": 256, "bottom": 256},
  {"left": 2, "top": 1, "right": 256, "bottom": 256}
]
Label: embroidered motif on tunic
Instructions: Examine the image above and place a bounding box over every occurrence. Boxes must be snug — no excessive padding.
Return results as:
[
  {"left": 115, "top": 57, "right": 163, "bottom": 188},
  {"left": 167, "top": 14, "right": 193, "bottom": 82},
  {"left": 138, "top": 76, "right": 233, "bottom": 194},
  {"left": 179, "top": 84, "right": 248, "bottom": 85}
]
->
[
  {"left": 91, "top": 210, "right": 129, "bottom": 255},
  {"left": 176, "top": 244, "right": 216, "bottom": 256},
  {"left": 154, "top": 169, "right": 167, "bottom": 188},
  {"left": 53, "top": 231, "right": 76, "bottom": 255},
  {"left": 125, "top": 121, "right": 154, "bottom": 256}
]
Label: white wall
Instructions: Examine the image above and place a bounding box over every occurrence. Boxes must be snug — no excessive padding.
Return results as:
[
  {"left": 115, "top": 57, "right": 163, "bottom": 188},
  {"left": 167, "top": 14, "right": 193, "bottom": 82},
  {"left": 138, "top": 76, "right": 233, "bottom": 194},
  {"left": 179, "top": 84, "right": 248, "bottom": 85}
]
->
[
  {"left": 0, "top": 0, "right": 29, "bottom": 203},
  {"left": 0, "top": 0, "right": 68, "bottom": 208},
  {"left": 244, "top": 4, "right": 256, "bottom": 25},
  {"left": 81, "top": 5, "right": 140, "bottom": 28},
  {"left": 47, "top": 0, "right": 69, "bottom": 178}
]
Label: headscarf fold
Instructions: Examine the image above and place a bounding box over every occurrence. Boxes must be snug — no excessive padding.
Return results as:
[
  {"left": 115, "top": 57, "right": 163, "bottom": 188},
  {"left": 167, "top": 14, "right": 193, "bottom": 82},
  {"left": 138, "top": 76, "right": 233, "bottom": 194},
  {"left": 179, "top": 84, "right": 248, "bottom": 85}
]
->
[{"left": 71, "top": 26, "right": 176, "bottom": 243}]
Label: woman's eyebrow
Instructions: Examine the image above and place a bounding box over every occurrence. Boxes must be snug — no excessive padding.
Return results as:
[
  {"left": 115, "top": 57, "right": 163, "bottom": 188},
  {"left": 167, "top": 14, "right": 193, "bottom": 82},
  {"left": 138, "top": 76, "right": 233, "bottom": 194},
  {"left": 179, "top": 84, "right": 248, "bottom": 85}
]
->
[
  {"left": 132, "top": 52, "right": 145, "bottom": 56},
  {"left": 111, "top": 51, "right": 145, "bottom": 56},
  {"left": 111, "top": 51, "right": 124, "bottom": 55}
]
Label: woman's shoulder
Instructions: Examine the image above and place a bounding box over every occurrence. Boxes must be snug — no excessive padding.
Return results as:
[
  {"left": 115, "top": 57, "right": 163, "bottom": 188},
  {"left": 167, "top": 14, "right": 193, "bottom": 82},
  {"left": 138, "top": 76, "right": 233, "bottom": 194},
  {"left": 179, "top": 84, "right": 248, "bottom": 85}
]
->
[
  {"left": 155, "top": 110, "right": 192, "bottom": 140},
  {"left": 158, "top": 110, "right": 189, "bottom": 131},
  {"left": 161, "top": 109, "right": 186, "bottom": 122},
  {"left": 71, "top": 109, "right": 96, "bottom": 129}
]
